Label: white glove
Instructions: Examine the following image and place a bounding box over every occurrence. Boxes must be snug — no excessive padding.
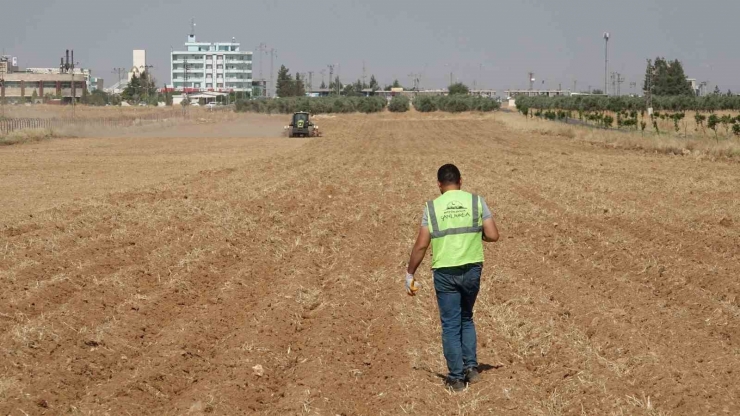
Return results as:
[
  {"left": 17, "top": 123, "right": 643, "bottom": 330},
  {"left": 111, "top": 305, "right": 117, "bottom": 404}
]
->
[{"left": 405, "top": 272, "right": 420, "bottom": 296}]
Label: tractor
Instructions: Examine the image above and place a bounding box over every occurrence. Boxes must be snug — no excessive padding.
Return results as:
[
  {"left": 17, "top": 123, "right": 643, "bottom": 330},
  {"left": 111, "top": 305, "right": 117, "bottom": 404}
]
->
[{"left": 286, "top": 112, "right": 321, "bottom": 137}]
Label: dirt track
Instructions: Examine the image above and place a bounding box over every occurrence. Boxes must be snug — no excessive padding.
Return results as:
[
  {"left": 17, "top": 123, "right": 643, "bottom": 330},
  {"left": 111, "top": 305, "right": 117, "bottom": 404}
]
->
[{"left": 1, "top": 113, "right": 739, "bottom": 415}]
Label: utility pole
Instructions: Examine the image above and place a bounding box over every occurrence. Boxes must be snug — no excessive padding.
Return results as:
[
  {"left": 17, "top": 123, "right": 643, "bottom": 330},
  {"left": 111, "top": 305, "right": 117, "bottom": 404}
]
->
[
  {"left": 327, "top": 64, "right": 335, "bottom": 95},
  {"left": 70, "top": 49, "right": 77, "bottom": 118},
  {"left": 257, "top": 43, "right": 267, "bottom": 96},
  {"left": 645, "top": 59, "right": 653, "bottom": 111},
  {"left": 139, "top": 64, "right": 154, "bottom": 103},
  {"left": 112, "top": 68, "right": 125, "bottom": 92},
  {"left": 610, "top": 72, "right": 616, "bottom": 97},
  {"left": 407, "top": 73, "right": 421, "bottom": 91},
  {"left": 269, "top": 48, "right": 276, "bottom": 98},
  {"left": 320, "top": 69, "right": 326, "bottom": 89},
  {"left": 617, "top": 73, "right": 625, "bottom": 96},
  {"left": 478, "top": 63, "right": 484, "bottom": 90},
  {"left": 573, "top": 79, "right": 577, "bottom": 94},
  {"left": 337, "top": 64, "right": 341, "bottom": 95},
  {"left": 0, "top": 68, "right": 4, "bottom": 119},
  {"left": 362, "top": 60, "right": 367, "bottom": 87},
  {"left": 528, "top": 72, "right": 535, "bottom": 91},
  {"left": 603, "top": 32, "right": 610, "bottom": 95},
  {"left": 308, "top": 71, "right": 314, "bottom": 92},
  {"left": 184, "top": 57, "right": 189, "bottom": 92}
]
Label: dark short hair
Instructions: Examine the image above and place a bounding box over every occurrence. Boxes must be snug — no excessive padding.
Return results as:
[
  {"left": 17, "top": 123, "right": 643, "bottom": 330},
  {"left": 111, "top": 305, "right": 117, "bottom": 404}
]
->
[{"left": 437, "top": 164, "right": 461, "bottom": 184}]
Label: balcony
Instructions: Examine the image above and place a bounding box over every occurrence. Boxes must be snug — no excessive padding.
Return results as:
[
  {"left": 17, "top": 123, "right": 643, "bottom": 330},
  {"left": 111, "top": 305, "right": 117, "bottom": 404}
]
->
[{"left": 172, "top": 58, "right": 205, "bottom": 64}]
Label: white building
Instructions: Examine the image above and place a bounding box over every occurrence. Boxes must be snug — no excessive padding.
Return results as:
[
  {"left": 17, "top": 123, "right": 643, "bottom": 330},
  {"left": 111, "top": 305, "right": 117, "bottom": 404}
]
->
[
  {"left": 129, "top": 50, "right": 146, "bottom": 81},
  {"left": 170, "top": 33, "right": 252, "bottom": 93}
]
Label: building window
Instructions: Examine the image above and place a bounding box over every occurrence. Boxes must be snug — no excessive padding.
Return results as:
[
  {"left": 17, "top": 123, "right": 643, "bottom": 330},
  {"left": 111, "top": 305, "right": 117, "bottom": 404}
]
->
[
  {"left": 206, "top": 83, "right": 213, "bottom": 88},
  {"left": 206, "top": 65, "right": 212, "bottom": 70},
  {"left": 217, "top": 65, "right": 223, "bottom": 70},
  {"left": 217, "top": 83, "right": 223, "bottom": 88},
  {"left": 206, "top": 74, "right": 212, "bottom": 79}
]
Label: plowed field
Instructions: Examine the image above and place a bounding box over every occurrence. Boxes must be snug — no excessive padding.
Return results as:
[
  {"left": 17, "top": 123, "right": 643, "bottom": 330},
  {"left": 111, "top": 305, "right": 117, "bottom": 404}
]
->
[{"left": 1, "top": 113, "right": 738, "bottom": 415}]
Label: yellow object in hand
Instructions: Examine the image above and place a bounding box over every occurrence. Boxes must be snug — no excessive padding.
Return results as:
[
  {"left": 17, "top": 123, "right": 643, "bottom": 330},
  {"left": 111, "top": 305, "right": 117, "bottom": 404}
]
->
[{"left": 405, "top": 272, "right": 420, "bottom": 296}]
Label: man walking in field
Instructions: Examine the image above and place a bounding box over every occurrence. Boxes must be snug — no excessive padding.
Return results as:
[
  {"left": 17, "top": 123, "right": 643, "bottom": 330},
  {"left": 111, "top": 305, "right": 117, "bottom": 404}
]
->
[{"left": 405, "top": 164, "right": 499, "bottom": 392}]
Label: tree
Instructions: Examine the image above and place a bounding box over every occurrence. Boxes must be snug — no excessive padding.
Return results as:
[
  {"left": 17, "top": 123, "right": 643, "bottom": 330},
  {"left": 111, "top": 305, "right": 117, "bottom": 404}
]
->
[
  {"left": 122, "top": 74, "right": 141, "bottom": 102},
  {"left": 707, "top": 113, "right": 720, "bottom": 141},
  {"left": 591, "top": 89, "right": 604, "bottom": 95},
  {"left": 713, "top": 85, "right": 721, "bottom": 95},
  {"left": 644, "top": 57, "right": 693, "bottom": 96},
  {"left": 642, "top": 59, "right": 653, "bottom": 95},
  {"left": 727, "top": 89, "right": 734, "bottom": 97},
  {"left": 392, "top": 79, "right": 402, "bottom": 88},
  {"left": 319, "top": 80, "right": 327, "bottom": 89},
  {"left": 329, "top": 76, "right": 343, "bottom": 94},
  {"left": 448, "top": 82, "right": 470, "bottom": 95},
  {"left": 368, "top": 75, "right": 379, "bottom": 92},
  {"left": 664, "top": 59, "right": 693, "bottom": 95},
  {"left": 276, "top": 65, "right": 293, "bottom": 98},
  {"left": 292, "top": 73, "right": 306, "bottom": 97},
  {"left": 84, "top": 90, "right": 110, "bottom": 106}
]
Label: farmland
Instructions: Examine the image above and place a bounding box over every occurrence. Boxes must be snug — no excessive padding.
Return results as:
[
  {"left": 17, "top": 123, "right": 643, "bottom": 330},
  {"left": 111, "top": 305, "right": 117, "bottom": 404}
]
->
[{"left": 1, "top": 110, "right": 739, "bottom": 415}]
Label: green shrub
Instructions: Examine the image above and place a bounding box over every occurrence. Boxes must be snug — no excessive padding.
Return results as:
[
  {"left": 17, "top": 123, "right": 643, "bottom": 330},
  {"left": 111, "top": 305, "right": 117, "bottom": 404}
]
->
[
  {"left": 234, "top": 96, "right": 386, "bottom": 114},
  {"left": 388, "top": 95, "right": 410, "bottom": 112},
  {"left": 413, "top": 95, "right": 438, "bottom": 112}
]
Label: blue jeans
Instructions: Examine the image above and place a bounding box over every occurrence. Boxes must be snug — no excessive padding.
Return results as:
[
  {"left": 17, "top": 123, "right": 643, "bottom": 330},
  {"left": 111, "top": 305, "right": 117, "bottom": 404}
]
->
[{"left": 433, "top": 263, "right": 482, "bottom": 381}]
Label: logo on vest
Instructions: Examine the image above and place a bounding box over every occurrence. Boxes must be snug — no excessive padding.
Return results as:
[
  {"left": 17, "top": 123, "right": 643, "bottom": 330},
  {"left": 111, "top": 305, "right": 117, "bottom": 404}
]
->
[
  {"left": 446, "top": 201, "right": 464, "bottom": 210},
  {"left": 441, "top": 200, "right": 470, "bottom": 221}
]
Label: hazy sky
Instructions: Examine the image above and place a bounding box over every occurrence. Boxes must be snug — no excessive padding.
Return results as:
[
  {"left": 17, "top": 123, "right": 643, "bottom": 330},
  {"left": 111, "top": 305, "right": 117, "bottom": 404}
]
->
[{"left": 2, "top": 0, "right": 739, "bottom": 92}]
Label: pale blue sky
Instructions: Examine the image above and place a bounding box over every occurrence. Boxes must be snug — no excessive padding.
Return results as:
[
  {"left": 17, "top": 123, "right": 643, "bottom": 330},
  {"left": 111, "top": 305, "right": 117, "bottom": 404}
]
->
[{"left": 2, "top": 0, "right": 738, "bottom": 92}]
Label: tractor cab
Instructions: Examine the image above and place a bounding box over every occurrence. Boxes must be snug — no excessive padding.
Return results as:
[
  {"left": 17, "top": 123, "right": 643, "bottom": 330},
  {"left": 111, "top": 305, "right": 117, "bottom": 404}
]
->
[{"left": 288, "top": 112, "right": 320, "bottom": 137}]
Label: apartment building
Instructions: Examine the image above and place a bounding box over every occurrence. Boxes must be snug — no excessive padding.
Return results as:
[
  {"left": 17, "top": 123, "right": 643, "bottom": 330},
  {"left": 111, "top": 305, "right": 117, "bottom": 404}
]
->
[{"left": 171, "top": 33, "right": 252, "bottom": 93}]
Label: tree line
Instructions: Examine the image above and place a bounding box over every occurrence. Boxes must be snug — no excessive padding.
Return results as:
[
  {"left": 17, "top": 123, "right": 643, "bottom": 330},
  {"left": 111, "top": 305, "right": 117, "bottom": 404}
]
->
[
  {"left": 236, "top": 96, "right": 387, "bottom": 114},
  {"left": 515, "top": 94, "right": 740, "bottom": 114}
]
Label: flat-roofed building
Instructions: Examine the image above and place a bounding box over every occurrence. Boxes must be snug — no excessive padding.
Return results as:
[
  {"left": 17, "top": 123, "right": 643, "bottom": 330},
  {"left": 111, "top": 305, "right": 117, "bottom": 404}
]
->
[
  {"left": 1, "top": 72, "right": 86, "bottom": 102},
  {"left": 171, "top": 32, "right": 253, "bottom": 93}
]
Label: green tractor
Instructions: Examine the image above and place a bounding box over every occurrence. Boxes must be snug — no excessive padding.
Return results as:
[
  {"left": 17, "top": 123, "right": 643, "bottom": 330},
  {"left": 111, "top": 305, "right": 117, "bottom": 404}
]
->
[{"left": 286, "top": 112, "right": 321, "bottom": 137}]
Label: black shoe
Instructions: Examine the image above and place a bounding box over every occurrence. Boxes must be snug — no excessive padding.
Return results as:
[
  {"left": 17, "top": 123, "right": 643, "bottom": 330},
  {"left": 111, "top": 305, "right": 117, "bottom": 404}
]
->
[
  {"left": 464, "top": 367, "right": 481, "bottom": 384},
  {"left": 445, "top": 378, "right": 466, "bottom": 392}
]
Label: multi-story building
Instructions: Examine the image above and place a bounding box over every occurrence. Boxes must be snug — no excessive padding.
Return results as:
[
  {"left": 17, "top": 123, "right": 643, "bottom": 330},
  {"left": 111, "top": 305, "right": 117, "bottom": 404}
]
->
[
  {"left": 171, "top": 33, "right": 252, "bottom": 93},
  {"left": 1, "top": 56, "right": 86, "bottom": 102},
  {"left": 1, "top": 72, "right": 86, "bottom": 102}
]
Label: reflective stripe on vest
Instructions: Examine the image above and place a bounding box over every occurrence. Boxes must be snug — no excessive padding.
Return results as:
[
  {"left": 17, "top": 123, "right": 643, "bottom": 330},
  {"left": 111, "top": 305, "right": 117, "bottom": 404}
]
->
[{"left": 426, "top": 194, "right": 482, "bottom": 239}]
